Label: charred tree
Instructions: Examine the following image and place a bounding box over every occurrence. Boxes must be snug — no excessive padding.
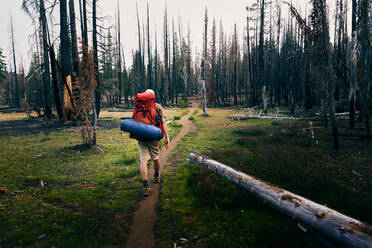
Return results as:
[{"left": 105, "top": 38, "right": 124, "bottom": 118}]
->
[
  {"left": 40, "top": 0, "right": 52, "bottom": 119},
  {"left": 69, "top": 0, "right": 79, "bottom": 79},
  {"left": 93, "top": 0, "right": 101, "bottom": 116},
  {"left": 163, "top": 6, "right": 170, "bottom": 105},
  {"left": 10, "top": 17, "right": 20, "bottom": 107},
  {"left": 357, "top": 0, "right": 371, "bottom": 137},
  {"left": 147, "top": 3, "right": 152, "bottom": 90},
  {"left": 349, "top": 0, "right": 357, "bottom": 129},
  {"left": 49, "top": 44, "right": 63, "bottom": 120},
  {"left": 60, "top": 0, "right": 71, "bottom": 117},
  {"left": 117, "top": 1, "right": 122, "bottom": 104},
  {"left": 82, "top": 0, "right": 88, "bottom": 46}
]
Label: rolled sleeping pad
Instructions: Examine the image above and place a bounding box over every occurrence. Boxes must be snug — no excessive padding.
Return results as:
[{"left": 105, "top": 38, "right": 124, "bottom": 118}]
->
[{"left": 120, "top": 118, "right": 162, "bottom": 140}]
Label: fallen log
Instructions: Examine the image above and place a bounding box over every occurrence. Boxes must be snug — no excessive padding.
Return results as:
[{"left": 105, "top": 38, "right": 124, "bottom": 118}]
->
[
  {"left": 229, "top": 114, "right": 300, "bottom": 121},
  {"left": 188, "top": 151, "right": 372, "bottom": 248}
]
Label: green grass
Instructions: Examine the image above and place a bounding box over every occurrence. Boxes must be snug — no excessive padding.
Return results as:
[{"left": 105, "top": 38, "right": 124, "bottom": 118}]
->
[
  {"left": 155, "top": 108, "right": 372, "bottom": 248},
  {"left": 178, "top": 100, "right": 189, "bottom": 109},
  {"left": 0, "top": 114, "right": 182, "bottom": 247},
  {"left": 172, "top": 109, "right": 190, "bottom": 120},
  {"left": 169, "top": 122, "right": 183, "bottom": 128}
]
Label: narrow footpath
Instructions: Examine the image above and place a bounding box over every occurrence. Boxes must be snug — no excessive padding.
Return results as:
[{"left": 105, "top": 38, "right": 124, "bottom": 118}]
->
[{"left": 125, "top": 106, "right": 198, "bottom": 248}]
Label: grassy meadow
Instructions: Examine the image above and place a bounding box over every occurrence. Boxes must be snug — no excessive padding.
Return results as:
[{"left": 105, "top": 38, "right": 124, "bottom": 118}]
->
[
  {"left": 155, "top": 108, "right": 372, "bottom": 248},
  {"left": 0, "top": 108, "right": 183, "bottom": 247},
  {"left": 0, "top": 106, "right": 371, "bottom": 247}
]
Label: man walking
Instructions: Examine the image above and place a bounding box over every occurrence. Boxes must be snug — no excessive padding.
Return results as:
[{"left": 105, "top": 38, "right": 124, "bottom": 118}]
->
[{"left": 137, "top": 89, "right": 169, "bottom": 196}]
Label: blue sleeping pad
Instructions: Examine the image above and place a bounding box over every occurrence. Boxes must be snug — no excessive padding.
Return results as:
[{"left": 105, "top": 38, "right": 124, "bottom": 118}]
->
[{"left": 120, "top": 118, "right": 162, "bottom": 140}]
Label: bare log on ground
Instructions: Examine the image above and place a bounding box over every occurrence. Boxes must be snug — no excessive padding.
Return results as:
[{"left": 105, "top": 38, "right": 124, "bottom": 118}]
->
[{"left": 188, "top": 151, "right": 372, "bottom": 248}]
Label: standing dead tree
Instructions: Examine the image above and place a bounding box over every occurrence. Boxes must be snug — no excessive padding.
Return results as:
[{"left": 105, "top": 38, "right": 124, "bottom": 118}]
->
[
  {"left": 10, "top": 16, "right": 20, "bottom": 108},
  {"left": 74, "top": 44, "right": 97, "bottom": 147}
]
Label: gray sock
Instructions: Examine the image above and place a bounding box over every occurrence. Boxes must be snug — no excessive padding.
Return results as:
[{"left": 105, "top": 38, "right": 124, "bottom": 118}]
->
[{"left": 142, "top": 180, "right": 148, "bottom": 188}]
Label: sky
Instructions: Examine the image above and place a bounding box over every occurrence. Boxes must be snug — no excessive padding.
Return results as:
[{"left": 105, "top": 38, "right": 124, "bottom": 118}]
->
[{"left": 0, "top": 0, "right": 343, "bottom": 73}]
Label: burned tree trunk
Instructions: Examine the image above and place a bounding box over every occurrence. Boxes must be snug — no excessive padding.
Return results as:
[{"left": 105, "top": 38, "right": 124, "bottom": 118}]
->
[
  {"left": 189, "top": 151, "right": 372, "bottom": 248},
  {"left": 40, "top": 0, "right": 52, "bottom": 120},
  {"left": 10, "top": 16, "right": 20, "bottom": 107},
  {"left": 49, "top": 44, "right": 63, "bottom": 120},
  {"left": 200, "top": 78, "right": 208, "bottom": 116},
  {"left": 69, "top": 0, "right": 79, "bottom": 79},
  {"left": 349, "top": 0, "right": 357, "bottom": 129},
  {"left": 93, "top": 0, "right": 101, "bottom": 116}
]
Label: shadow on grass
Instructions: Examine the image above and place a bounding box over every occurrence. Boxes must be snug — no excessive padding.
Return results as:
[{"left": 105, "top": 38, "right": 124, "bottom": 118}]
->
[{"left": 0, "top": 118, "right": 121, "bottom": 137}]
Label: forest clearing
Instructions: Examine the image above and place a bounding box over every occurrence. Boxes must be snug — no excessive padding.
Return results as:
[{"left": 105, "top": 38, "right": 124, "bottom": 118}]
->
[
  {"left": 1, "top": 104, "right": 371, "bottom": 247},
  {"left": 0, "top": 0, "right": 371, "bottom": 247}
]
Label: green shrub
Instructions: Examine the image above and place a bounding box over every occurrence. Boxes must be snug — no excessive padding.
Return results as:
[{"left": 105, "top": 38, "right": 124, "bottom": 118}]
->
[
  {"left": 178, "top": 100, "right": 188, "bottom": 109},
  {"left": 169, "top": 122, "right": 182, "bottom": 128}
]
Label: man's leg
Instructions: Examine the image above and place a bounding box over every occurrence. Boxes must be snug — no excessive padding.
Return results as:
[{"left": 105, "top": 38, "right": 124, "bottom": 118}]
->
[
  {"left": 140, "top": 160, "right": 150, "bottom": 196},
  {"left": 138, "top": 141, "right": 151, "bottom": 195},
  {"left": 140, "top": 161, "right": 148, "bottom": 182},
  {"left": 153, "top": 159, "right": 160, "bottom": 183}
]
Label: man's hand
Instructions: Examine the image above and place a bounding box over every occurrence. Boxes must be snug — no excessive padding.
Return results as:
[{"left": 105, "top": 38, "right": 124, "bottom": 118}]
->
[{"left": 164, "top": 137, "right": 170, "bottom": 149}]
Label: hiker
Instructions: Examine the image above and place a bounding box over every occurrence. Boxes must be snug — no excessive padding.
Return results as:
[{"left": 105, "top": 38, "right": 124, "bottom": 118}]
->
[{"left": 134, "top": 89, "right": 169, "bottom": 196}]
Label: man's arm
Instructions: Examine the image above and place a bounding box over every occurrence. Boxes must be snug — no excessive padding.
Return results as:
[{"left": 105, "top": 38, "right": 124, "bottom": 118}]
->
[{"left": 162, "top": 115, "right": 170, "bottom": 149}]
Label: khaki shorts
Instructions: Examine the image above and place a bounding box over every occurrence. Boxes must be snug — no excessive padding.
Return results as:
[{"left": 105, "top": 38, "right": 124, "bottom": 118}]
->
[{"left": 138, "top": 140, "right": 160, "bottom": 163}]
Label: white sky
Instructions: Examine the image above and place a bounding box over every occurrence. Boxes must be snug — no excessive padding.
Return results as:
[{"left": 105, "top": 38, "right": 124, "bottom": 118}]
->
[{"left": 0, "top": 0, "right": 343, "bottom": 72}]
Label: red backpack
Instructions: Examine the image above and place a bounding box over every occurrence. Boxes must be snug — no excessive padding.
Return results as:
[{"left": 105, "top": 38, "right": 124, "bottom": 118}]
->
[{"left": 130, "top": 92, "right": 164, "bottom": 140}]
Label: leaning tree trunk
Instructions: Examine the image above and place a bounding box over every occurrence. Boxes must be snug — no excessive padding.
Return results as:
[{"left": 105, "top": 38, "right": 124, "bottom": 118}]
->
[{"left": 189, "top": 152, "right": 372, "bottom": 248}]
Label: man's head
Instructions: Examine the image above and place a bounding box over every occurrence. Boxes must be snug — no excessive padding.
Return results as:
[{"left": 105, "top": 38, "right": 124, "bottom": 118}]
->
[{"left": 145, "top": 89, "right": 155, "bottom": 97}]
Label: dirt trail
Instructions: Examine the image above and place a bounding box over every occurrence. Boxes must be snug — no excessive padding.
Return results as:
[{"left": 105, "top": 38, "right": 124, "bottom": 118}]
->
[{"left": 125, "top": 105, "right": 198, "bottom": 248}]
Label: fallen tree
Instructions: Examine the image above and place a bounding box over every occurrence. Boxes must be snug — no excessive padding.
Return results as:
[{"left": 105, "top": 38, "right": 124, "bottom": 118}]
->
[
  {"left": 229, "top": 114, "right": 300, "bottom": 121},
  {"left": 188, "top": 151, "right": 372, "bottom": 248}
]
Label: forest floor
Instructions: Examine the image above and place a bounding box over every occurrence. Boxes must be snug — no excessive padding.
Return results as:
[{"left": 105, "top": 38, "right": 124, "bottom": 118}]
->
[{"left": 0, "top": 104, "right": 371, "bottom": 248}]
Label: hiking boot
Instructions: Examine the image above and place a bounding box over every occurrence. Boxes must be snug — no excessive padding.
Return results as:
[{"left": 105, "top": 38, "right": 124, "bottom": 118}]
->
[
  {"left": 153, "top": 176, "right": 160, "bottom": 184},
  {"left": 143, "top": 187, "right": 151, "bottom": 197}
]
